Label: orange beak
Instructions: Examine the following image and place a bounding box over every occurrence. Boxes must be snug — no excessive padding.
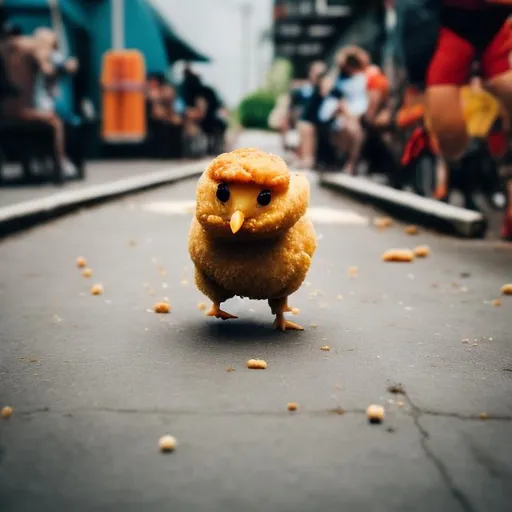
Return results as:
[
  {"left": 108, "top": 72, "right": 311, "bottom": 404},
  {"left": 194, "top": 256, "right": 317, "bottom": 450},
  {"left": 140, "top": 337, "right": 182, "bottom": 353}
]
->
[{"left": 230, "top": 210, "right": 245, "bottom": 234}]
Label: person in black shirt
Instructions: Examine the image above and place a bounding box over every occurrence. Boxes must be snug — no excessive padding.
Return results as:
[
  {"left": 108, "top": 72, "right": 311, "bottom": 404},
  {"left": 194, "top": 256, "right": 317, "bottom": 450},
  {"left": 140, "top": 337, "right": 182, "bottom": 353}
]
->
[{"left": 293, "top": 60, "right": 327, "bottom": 169}]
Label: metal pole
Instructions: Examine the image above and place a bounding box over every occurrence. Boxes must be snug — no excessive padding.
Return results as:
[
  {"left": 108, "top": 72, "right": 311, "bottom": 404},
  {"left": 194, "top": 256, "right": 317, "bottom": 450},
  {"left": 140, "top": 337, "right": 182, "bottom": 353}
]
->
[
  {"left": 112, "top": 0, "right": 124, "bottom": 50},
  {"left": 240, "top": 2, "right": 252, "bottom": 97}
]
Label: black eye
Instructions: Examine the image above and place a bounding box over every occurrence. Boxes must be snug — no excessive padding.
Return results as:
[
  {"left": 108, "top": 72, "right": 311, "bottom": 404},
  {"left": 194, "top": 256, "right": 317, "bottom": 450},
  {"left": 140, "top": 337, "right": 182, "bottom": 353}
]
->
[
  {"left": 257, "top": 189, "right": 272, "bottom": 207},
  {"left": 216, "top": 182, "right": 230, "bottom": 203}
]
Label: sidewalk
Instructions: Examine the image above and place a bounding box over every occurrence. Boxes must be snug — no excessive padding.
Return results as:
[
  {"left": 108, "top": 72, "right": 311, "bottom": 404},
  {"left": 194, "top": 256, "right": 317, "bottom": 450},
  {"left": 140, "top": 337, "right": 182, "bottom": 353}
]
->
[
  {"left": 0, "top": 160, "right": 202, "bottom": 208},
  {"left": 0, "top": 159, "right": 208, "bottom": 238}
]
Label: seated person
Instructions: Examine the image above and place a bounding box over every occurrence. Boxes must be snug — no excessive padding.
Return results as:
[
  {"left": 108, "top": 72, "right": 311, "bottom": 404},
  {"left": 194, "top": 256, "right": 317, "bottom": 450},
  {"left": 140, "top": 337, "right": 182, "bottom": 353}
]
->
[
  {"left": 198, "top": 84, "right": 228, "bottom": 155},
  {"left": 291, "top": 60, "right": 327, "bottom": 168},
  {"left": 318, "top": 49, "right": 369, "bottom": 174}
]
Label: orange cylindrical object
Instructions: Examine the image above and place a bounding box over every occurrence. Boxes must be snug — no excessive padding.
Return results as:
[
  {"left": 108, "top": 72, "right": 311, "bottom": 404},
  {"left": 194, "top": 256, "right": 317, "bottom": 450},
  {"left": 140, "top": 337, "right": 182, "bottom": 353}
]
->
[{"left": 101, "top": 50, "right": 146, "bottom": 142}]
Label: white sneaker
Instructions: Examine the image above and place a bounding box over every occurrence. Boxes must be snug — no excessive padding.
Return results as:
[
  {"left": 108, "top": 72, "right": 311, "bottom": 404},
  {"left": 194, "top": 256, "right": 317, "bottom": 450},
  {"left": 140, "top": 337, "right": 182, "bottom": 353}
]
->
[
  {"left": 492, "top": 192, "right": 506, "bottom": 209},
  {"left": 62, "top": 159, "right": 77, "bottom": 178}
]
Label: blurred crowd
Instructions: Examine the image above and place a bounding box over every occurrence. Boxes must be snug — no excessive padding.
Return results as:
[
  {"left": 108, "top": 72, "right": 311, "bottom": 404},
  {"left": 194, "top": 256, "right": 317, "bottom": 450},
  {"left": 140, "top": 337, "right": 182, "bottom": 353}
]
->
[
  {"left": 145, "top": 66, "right": 228, "bottom": 160},
  {"left": 0, "top": 10, "right": 228, "bottom": 184},
  {"left": 270, "top": 46, "right": 391, "bottom": 174},
  {"left": 271, "top": 32, "right": 512, "bottom": 239},
  {"left": 0, "top": 15, "right": 80, "bottom": 177}
]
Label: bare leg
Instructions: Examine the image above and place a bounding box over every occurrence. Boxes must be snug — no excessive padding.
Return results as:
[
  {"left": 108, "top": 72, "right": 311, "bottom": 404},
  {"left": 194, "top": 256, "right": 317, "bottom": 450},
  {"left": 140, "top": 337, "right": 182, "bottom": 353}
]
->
[
  {"left": 434, "top": 156, "right": 449, "bottom": 200},
  {"left": 487, "top": 71, "right": 512, "bottom": 232},
  {"left": 426, "top": 85, "right": 468, "bottom": 160},
  {"left": 343, "top": 116, "right": 364, "bottom": 175},
  {"left": 268, "top": 297, "right": 303, "bottom": 331},
  {"left": 298, "top": 121, "right": 316, "bottom": 168}
]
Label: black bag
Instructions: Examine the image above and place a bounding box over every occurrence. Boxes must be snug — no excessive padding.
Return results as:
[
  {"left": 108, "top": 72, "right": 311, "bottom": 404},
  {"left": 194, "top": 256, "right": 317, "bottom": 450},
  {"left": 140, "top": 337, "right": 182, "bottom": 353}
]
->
[{"left": 396, "top": 0, "right": 441, "bottom": 89}]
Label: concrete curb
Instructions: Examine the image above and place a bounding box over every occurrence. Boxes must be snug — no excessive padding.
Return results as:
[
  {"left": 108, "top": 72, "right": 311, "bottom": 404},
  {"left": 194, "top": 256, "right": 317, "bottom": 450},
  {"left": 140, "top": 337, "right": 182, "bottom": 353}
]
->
[
  {"left": 0, "top": 160, "right": 208, "bottom": 239},
  {"left": 319, "top": 172, "right": 487, "bottom": 238}
]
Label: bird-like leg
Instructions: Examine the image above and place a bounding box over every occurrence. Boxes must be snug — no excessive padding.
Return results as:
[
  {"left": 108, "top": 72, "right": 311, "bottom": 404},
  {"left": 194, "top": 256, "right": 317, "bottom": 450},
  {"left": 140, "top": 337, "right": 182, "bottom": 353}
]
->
[
  {"left": 207, "top": 303, "right": 238, "bottom": 320},
  {"left": 269, "top": 297, "right": 304, "bottom": 331}
]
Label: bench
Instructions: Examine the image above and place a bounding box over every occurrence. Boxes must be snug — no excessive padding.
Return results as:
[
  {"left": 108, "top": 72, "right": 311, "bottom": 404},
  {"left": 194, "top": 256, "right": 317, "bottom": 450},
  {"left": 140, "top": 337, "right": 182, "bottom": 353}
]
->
[{"left": 0, "top": 118, "right": 86, "bottom": 185}]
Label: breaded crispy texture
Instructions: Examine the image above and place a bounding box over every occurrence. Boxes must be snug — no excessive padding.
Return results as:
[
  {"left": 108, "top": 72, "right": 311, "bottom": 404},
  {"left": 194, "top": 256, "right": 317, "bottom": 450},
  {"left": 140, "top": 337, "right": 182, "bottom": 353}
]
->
[{"left": 207, "top": 148, "right": 290, "bottom": 192}]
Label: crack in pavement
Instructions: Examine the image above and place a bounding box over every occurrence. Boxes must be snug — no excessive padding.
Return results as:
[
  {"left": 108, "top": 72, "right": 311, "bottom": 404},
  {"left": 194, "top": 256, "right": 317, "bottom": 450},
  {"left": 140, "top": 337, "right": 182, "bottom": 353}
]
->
[
  {"left": 398, "top": 389, "right": 477, "bottom": 512},
  {"left": 12, "top": 406, "right": 512, "bottom": 422}
]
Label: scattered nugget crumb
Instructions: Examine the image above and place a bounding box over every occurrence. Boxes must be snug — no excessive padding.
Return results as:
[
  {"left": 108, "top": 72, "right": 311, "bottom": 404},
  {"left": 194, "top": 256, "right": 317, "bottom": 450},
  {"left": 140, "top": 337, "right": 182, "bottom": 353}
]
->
[
  {"left": 247, "top": 359, "right": 267, "bottom": 370},
  {"left": 197, "top": 302, "right": 207, "bottom": 311},
  {"left": 1, "top": 406, "right": 13, "bottom": 419},
  {"left": 287, "top": 402, "right": 299, "bottom": 412},
  {"left": 82, "top": 268, "right": 93, "bottom": 278},
  {"left": 397, "top": 401, "right": 405, "bottom": 408},
  {"left": 321, "top": 345, "right": 331, "bottom": 351},
  {"left": 404, "top": 225, "right": 419, "bottom": 235},
  {"left": 501, "top": 284, "right": 512, "bottom": 295},
  {"left": 331, "top": 407, "right": 345, "bottom": 415},
  {"left": 290, "top": 307, "right": 300, "bottom": 315},
  {"left": 181, "top": 279, "right": 189, "bottom": 286},
  {"left": 492, "top": 299, "right": 502, "bottom": 307},
  {"left": 226, "top": 366, "right": 236, "bottom": 372},
  {"left": 76, "top": 257, "right": 87, "bottom": 268},
  {"left": 348, "top": 266, "right": 358, "bottom": 277},
  {"left": 310, "top": 323, "right": 318, "bottom": 329},
  {"left": 367, "top": 404, "right": 385, "bottom": 424},
  {"left": 159, "top": 435, "right": 177, "bottom": 452},
  {"left": 413, "top": 245, "right": 430, "bottom": 258},
  {"left": 382, "top": 249, "right": 414, "bottom": 262},
  {"left": 154, "top": 302, "right": 171, "bottom": 314},
  {"left": 91, "top": 284, "right": 103, "bottom": 296},
  {"left": 374, "top": 217, "right": 393, "bottom": 229},
  {"left": 480, "top": 412, "right": 488, "bottom": 420}
]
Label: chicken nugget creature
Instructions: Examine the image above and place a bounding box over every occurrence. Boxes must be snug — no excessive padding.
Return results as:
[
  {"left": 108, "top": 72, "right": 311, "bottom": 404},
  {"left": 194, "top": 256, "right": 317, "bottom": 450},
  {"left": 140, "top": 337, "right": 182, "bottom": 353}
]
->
[{"left": 189, "top": 148, "right": 317, "bottom": 331}]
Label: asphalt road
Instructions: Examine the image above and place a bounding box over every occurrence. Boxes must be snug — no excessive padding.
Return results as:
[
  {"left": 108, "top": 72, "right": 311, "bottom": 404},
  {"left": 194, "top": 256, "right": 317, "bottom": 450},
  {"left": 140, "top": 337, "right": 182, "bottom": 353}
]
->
[{"left": 1, "top": 167, "right": 512, "bottom": 511}]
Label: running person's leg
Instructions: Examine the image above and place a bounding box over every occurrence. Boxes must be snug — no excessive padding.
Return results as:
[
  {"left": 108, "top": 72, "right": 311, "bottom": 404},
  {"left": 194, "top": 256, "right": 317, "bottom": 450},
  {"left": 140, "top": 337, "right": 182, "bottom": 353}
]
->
[
  {"left": 481, "top": 17, "right": 512, "bottom": 239},
  {"left": 425, "top": 27, "right": 475, "bottom": 160}
]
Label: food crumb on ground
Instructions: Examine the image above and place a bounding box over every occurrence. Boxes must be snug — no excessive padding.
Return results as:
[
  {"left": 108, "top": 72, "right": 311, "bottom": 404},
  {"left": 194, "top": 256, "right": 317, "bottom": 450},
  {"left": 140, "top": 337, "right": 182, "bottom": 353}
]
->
[
  {"left": 480, "top": 412, "right": 488, "bottom": 420},
  {"left": 374, "top": 217, "right": 393, "bottom": 229},
  {"left": 154, "top": 302, "right": 171, "bottom": 314},
  {"left": 320, "top": 345, "right": 331, "bottom": 351},
  {"left": 348, "top": 266, "right": 358, "bottom": 277},
  {"left": 492, "top": 299, "right": 502, "bottom": 307},
  {"left": 382, "top": 249, "right": 415, "bottom": 263},
  {"left": 501, "top": 284, "right": 512, "bottom": 295},
  {"left": 397, "top": 401, "right": 405, "bottom": 408},
  {"left": 181, "top": 279, "right": 189, "bottom": 286},
  {"left": 91, "top": 284, "right": 103, "bottom": 296},
  {"left": 367, "top": 404, "right": 385, "bottom": 424},
  {"left": 1, "top": 406, "right": 13, "bottom": 419},
  {"left": 159, "top": 435, "right": 177, "bottom": 452},
  {"left": 82, "top": 268, "right": 93, "bottom": 278},
  {"left": 76, "top": 257, "right": 87, "bottom": 268},
  {"left": 287, "top": 402, "right": 299, "bottom": 412},
  {"left": 310, "top": 323, "right": 318, "bottom": 328},
  {"left": 226, "top": 366, "right": 236, "bottom": 372},
  {"left": 413, "top": 245, "right": 430, "bottom": 258},
  {"left": 247, "top": 359, "right": 267, "bottom": 370},
  {"left": 197, "top": 302, "right": 207, "bottom": 311},
  {"left": 404, "top": 225, "right": 419, "bottom": 235}
]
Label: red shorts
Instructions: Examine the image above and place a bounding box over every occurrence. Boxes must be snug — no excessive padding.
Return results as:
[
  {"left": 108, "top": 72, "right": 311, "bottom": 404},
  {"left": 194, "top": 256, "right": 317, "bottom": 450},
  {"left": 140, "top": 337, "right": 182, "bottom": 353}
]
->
[{"left": 427, "top": 19, "right": 512, "bottom": 86}]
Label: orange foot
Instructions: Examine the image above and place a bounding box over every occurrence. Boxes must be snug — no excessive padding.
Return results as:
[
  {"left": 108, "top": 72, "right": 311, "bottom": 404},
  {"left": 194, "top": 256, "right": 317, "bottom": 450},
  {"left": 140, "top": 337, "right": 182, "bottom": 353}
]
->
[
  {"left": 207, "top": 303, "right": 238, "bottom": 320},
  {"left": 272, "top": 315, "right": 304, "bottom": 332}
]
